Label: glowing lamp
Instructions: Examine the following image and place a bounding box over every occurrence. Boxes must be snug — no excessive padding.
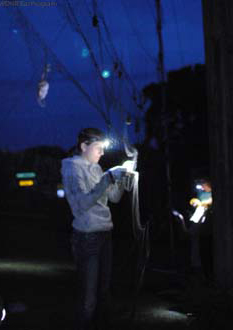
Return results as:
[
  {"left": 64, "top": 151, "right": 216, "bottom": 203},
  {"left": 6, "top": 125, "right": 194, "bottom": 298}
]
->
[
  {"left": 102, "top": 70, "right": 111, "bottom": 78},
  {"left": 16, "top": 172, "right": 36, "bottom": 179},
  {"left": 57, "top": 189, "right": 65, "bottom": 198},
  {"left": 18, "top": 180, "right": 34, "bottom": 187},
  {"left": 196, "top": 184, "right": 203, "bottom": 190}
]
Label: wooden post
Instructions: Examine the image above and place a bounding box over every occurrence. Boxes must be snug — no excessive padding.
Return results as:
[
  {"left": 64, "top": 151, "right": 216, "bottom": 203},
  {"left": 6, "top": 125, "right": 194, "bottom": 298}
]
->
[
  {"left": 202, "top": 0, "right": 233, "bottom": 289},
  {"left": 155, "top": 0, "right": 175, "bottom": 266}
]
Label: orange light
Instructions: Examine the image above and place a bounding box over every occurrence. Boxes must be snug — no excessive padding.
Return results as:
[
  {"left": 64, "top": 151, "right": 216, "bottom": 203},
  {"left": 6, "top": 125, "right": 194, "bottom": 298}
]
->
[{"left": 18, "top": 180, "right": 34, "bottom": 187}]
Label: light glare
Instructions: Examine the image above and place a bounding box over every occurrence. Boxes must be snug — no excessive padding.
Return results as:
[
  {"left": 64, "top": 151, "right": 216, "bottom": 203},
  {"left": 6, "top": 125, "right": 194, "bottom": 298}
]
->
[
  {"left": 103, "top": 139, "right": 110, "bottom": 148},
  {"left": 57, "top": 189, "right": 65, "bottom": 198},
  {"left": 16, "top": 172, "right": 36, "bottom": 179},
  {"left": 1, "top": 308, "right": 6, "bottom": 322},
  {"left": 152, "top": 308, "right": 188, "bottom": 321},
  {"left": 102, "top": 70, "right": 111, "bottom": 78},
  {"left": 18, "top": 180, "right": 34, "bottom": 187},
  {"left": 172, "top": 209, "right": 184, "bottom": 220}
]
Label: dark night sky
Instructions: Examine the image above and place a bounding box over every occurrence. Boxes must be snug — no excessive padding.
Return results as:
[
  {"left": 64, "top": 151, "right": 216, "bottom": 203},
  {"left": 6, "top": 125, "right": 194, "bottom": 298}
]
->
[{"left": 0, "top": 0, "right": 205, "bottom": 151}]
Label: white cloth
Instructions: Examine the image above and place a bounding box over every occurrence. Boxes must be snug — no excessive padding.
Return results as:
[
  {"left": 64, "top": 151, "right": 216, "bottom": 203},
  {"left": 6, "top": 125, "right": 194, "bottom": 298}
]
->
[{"left": 190, "top": 205, "right": 206, "bottom": 223}]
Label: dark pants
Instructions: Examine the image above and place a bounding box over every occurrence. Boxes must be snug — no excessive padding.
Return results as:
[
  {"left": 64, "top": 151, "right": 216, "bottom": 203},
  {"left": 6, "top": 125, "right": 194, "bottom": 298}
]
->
[
  {"left": 71, "top": 229, "right": 112, "bottom": 330},
  {"left": 189, "top": 222, "right": 202, "bottom": 269},
  {"left": 189, "top": 212, "right": 213, "bottom": 281}
]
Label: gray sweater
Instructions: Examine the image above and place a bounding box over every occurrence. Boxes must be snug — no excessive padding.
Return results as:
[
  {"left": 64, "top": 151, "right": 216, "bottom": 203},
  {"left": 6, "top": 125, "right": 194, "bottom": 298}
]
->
[{"left": 61, "top": 155, "right": 124, "bottom": 232}]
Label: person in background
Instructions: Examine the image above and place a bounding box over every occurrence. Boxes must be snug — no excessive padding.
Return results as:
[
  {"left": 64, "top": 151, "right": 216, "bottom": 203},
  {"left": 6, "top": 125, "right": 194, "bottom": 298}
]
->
[
  {"left": 61, "top": 127, "right": 129, "bottom": 330},
  {"left": 189, "top": 180, "right": 212, "bottom": 224},
  {"left": 189, "top": 179, "right": 213, "bottom": 282},
  {"left": 197, "top": 180, "right": 212, "bottom": 208}
]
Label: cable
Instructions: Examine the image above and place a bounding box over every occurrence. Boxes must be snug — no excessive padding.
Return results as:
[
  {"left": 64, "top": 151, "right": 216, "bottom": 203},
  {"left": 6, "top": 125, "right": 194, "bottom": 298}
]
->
[
  {"left": 82, "top": 0, "right": 146, "bottom": 116},
  {"left": 61, "top": 0, "right": 127, "bottom": 123},
  {"left": 120, "top": 0, "right": 158, "bottom": 66},
  {"left": 169, "top": 0, "right": 185, "bottom": 67},
  {"left": 51, "top": 20, "right": 68, "bottom": 48},
  {"left": 58, "top": 0, "right": 147, "bottom": 142}
]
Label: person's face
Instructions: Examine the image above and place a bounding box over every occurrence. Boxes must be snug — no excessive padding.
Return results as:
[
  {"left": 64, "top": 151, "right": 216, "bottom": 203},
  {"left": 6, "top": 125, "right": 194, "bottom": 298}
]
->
[
  {"left": 81, "top": 141, "right": 105, "bottom": 163},
  {"left": 202, "top": 183, "right": 211, "bottom": 192}
]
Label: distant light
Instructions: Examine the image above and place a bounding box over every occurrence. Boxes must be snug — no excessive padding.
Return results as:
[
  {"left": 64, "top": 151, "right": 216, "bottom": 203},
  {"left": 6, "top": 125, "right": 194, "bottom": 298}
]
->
[
  {"left": 57, "top": 189, "right": 65, "bottom": 198},
  {"left": 196, "top": 184, "right": 203, "bottom": 190},
  {"left": 102, "top": 70, "right": 111, "bottom": 78},
  {"left": 16, "top": 172, "right": 36, "bottom": 179},
  {"left": 1, "top": 308, "right": 6, "bottom": 322},
  {"left": 18, "top": 180, "right": 34, "bottom": 187},
  {"left": 12, "top": 29, "right": 18, "bottom": 34},
  {"left": 81, "top": 48, "right": 89, "bottom": 58}
]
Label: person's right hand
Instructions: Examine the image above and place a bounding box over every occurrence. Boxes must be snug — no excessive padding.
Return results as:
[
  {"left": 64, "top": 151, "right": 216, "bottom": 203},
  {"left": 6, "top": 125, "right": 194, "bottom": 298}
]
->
[{"left": 108, "top": 166, "right": 128, "bottom": 181}]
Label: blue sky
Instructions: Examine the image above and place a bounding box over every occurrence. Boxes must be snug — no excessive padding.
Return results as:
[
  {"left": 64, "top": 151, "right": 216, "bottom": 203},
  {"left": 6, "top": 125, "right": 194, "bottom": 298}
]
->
[{"left": 0, "top": 0, "right": 205, "bottom": 151}]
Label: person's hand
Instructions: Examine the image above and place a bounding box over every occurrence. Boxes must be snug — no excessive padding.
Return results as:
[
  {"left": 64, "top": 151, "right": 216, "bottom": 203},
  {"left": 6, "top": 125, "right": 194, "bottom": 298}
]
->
[{"left": 108, "top": 166, "right": 128, "bottom": 182}]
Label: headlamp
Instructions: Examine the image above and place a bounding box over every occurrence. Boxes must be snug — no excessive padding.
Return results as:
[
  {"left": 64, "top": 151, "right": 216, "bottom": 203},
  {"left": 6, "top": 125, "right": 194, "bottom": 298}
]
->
[
  {"left": 103, "top": 139, "right": 110, "bottom": 149},
  {"left": 84, "top": 137, "right": 111, "bottom": 149},
  {"left": 196, "top": 184, "right": 204, "bottom": 190}
]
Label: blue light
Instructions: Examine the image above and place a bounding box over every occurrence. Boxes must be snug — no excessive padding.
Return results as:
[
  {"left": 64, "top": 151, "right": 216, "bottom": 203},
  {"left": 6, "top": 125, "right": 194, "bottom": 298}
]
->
[
  {"left": 57, "top": 189, "right": 65, "bottom": 198},
  {"left": 81, "top": 48, "right": 89, "bottom": 58},
  {"left": 12, "top": 29, "right": 18, "bottom": 34},
  {"left": 102, "top": 70, "right": 111, "bottom": 78}
]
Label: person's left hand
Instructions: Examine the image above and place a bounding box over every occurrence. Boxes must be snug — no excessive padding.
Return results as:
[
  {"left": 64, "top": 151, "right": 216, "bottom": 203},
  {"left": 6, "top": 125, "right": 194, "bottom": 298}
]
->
[{"left": 108, "top": 166, "right": 128, "bottom": 181}]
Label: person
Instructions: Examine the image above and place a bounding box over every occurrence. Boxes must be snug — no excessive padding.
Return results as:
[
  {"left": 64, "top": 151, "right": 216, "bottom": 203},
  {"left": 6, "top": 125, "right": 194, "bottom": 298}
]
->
[
  {"left": 189, "top": 180, "right": 212, "bottom": 224},
  {"left": 189, "top": 179, "right": 213, "bottom": 282},
  {"left": 61, "top": 127, "right": 129, "bottom": 330}
]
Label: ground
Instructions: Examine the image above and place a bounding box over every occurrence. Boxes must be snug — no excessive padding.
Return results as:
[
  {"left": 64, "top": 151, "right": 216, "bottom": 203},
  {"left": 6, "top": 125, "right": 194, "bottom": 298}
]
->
[{"left": 0, "top": 208, "right": 233, "bottom": 330}]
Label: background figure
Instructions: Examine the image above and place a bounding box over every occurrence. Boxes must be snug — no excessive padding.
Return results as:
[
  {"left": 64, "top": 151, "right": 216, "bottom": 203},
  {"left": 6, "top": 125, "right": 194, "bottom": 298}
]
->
[
  {"left": 189, "top": 179, "right": 213, "bottom": 281},
  {"left": 61, "top": 128, "right": 128, "bottom": 330}
]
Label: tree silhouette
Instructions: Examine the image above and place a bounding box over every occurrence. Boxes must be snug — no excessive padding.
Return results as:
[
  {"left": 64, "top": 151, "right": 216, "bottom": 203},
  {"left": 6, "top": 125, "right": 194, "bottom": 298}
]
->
[{"left": 141, "top": 64, "right": 210, "bottom": 219}]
